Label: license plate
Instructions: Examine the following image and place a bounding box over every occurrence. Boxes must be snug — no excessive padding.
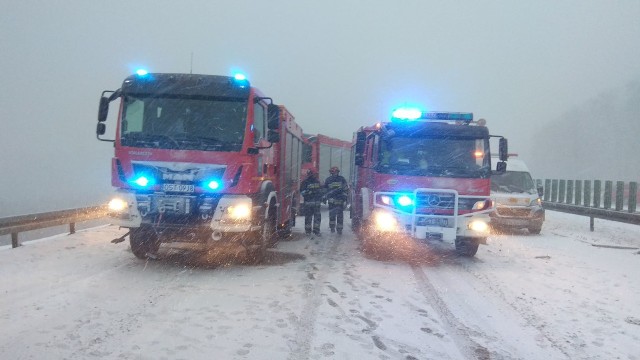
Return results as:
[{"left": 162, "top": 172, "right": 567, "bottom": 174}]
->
[
  {"left": 424, "top": 218, "right": 448, "bottom": 227},
  {"left": 162, "top": 184, "right": 194, "bottom": 193}
]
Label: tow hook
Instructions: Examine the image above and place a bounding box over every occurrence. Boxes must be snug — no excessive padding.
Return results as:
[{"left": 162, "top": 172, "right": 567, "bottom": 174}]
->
[{"left": 111, "top": 230, "right": 130, "bottom": 244}]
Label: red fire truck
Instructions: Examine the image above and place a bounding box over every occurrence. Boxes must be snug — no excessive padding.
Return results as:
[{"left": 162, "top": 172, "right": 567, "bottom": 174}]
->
[
  {"left": 301, "top": 134, "right": 353, "bottom": 183},
  {"left": 96, "top": 71, "right": 304, "bottom": 260},
  {"left": 350, "top": 109, "right": 508, "bottom": 256}
]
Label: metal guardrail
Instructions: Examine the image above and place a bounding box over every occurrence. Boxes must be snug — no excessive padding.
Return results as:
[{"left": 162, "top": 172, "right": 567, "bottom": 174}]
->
[
  {"left": 537, "top": 179, "right": 639, "bottom": 230},
  {"left": 0, "top": 205, "right": 108, "bottom": 248}
]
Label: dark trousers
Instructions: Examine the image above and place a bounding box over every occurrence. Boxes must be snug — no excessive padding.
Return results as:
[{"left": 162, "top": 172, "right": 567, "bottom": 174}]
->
[
  {"left": 304, "top": 201, "right": 321, "bottom": 234},
  {"left": 328, "top": 200, "right": 345, "bottom": 231}
]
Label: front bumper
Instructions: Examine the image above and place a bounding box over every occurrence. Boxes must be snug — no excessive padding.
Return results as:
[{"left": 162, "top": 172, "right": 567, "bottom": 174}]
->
[
  {"left": 489, "top": 206, "right": 545, "bottom": 228},
  {"left": 107, "top": 190, "right": 261, "bottom": 235}
]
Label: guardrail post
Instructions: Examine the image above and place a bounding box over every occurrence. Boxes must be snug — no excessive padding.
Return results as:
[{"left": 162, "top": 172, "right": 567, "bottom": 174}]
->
[
  {"left": 604, "top": 181, "right": 612, "bottom": 209},
  {"left": 584, "top": 180, "right": 591, "bottom": 207},
  {"left": 593, "top": 180, "right": 602, "bottom": 208},
  {"left": 544, "top": 179, "right": 551, "bottom": 201},
  {"left": 575, "top": 180, "right": 582, "bottom": 206},
  {"left": 551, "top": 179, "right": 559, "bottom": 202},
  {"left": 11, "top": 232, "right": 19, "bottom": 248},
  {"left": 559, "top": 180, "right": 566, "bottom": 203},
  {"left": 629, "top": 182, "right": 637, "bottom": 213},
  {"left": 567, "top": 180, "right": 574, "bottom": 204},
  {"left": 616, "top": 181, "right": 624, "bottom": 211},
  {"left": 70, "top": 222, "right": 76, "bottom": 234}
]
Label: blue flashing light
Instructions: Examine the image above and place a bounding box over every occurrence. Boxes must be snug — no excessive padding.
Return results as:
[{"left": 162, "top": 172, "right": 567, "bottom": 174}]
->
[
  {"left": 422, "top": 112, "right": 473, "bottom": 121},
  {"left": 136, "top": 69, "right": 149, "bottom": 77},
  {"left": 397, "top": 195, "right": 413, "bottom": 207},
  {"left": 206, "top": 180, "right": 221, "bottom": 190},
  {"left": 392, "top": 108, "right": 422, "bottom": 120},
  {"left": 201, "top": 179, "right": 222, "bottom": 191},
  {"left": 234, "top": 73, "right": 247, "bottom": 81},
  {"left": 131, "top": 175, "right": 153, "bottom": 188}
]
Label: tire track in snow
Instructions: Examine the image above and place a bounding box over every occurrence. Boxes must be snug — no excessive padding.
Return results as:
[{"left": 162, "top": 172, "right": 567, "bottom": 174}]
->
[
  {"left": 411, "top": 265, "right": 494, "bottom": 360},
  {"left": 287, "top": 235, "right": 340, "bottom": 360}
]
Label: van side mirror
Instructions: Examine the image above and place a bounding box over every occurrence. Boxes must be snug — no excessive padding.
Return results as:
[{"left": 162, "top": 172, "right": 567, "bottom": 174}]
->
[
  {"left": 495, "top": 161, "right": 507, "bottom": 173},
  {"left": 267, "top": 104, "right": 280, "bottom": 130},
  {"left": 537, "top": 185, "right": 544, "bottom": 198},
  {"left": 499, "top": 138, "right": 508, "bottom": 161}
]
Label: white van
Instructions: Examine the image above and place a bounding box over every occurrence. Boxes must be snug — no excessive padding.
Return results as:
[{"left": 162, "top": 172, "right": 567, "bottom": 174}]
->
[{"left": 490, "top": 155, "right": 545, "bottom": 234}]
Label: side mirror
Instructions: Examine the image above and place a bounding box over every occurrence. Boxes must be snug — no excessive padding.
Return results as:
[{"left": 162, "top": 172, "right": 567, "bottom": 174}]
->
[
  {"left": 98, "top": 97, "right": 110, "bottom": 122},
  {"left": 96, "top": 123, "right": 106, "bottom": 136},
  {"left": 267, "top": 104, "right": 280, "bottom": 130},
  {"left": 499, "top": 137, "right": 508, "bottom": 161},
  {"left": 267, "top": 130, "right": 280, "bottom": 143},
  {"left": 354, "top": 154, "right": 364, "bottom": 166},
  {"left": 537, "top": 185, "right": 544, "bottom": 198},
  {"left": 355, "top": 131, "right": 366, "bottom": 155},
  {"left": 495, "top": 161, "right": 507, "bottom": 173}
]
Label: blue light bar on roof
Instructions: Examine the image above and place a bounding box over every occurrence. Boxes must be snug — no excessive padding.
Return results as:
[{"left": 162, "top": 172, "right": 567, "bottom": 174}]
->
[
  {"left": 391, "top": 108, "right": 474, "bottom": 122},
  {"left": 423, "top": 112, "right": 473, "bottom": 121}
]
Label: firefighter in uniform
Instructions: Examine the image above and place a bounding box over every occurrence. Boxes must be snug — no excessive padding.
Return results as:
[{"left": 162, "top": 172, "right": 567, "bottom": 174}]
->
[
  {"left": 324, "top": 166, "right": 349, "bottom": 234},
  {"left": 300, "top": 169, "right": 323, "bottom": 235}
]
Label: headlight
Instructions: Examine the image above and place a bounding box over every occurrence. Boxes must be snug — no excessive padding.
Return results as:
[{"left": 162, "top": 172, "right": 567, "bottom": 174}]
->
[
  {"left": 227, "top": 204, "right": 251, "bottom": 220},
  {"left": 108, "top": 198, "right": 128, "bottom": 212},
  {"left": 374, "top": 211, "right": 397, "bottom": 231},
  {"left": 530, "top": 198, "right": 542, "bottom": 207},
  {"left": 472, "top": 199, "right": 493, "bottom": 210},
  {"left": 468, "top": 220, "right": 489, "bottom": 232}
]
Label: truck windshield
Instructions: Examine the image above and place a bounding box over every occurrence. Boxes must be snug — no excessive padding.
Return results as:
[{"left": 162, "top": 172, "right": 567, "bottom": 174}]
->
[
  {"left": 378, "top": 136, "right": 490, "bottom": 178},
  {"left": 120, "top": 96, "right": 248, "bottom": 151},
  {"left": 491, "top": 171, "right": 537, "bottom": 194}
]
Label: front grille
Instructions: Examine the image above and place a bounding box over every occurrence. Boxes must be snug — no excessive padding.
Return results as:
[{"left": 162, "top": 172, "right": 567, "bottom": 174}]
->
[
  {"left": 415, "top": 191, "right": 456, "bottom": 215},
  {"left": 496, "top": 207, "right": 531, "bottom": 217}
]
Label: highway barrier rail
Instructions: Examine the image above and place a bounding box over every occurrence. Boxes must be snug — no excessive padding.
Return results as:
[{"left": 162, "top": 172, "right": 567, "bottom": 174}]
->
[
  {"left": 537, "top": 179, "right": 639, "bottom": 230},
  {"left": 0, "top": 205, "right": 108, "bottom": 248}
]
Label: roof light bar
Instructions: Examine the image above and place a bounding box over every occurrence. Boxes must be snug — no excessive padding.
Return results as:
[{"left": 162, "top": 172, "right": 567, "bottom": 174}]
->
[{"left": 391, "top": 108, "right": 474, "bottom": 122}]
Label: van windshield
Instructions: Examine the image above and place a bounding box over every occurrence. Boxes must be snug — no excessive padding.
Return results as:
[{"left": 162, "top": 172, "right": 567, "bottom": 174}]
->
[{"left": 491, "top": 171, "right": 536, "bottom": 194}]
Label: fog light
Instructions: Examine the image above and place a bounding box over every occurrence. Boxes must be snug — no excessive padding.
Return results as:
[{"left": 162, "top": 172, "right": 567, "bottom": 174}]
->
[
  {"left": 468, "top": 220, "right": 489, "bottom": 232},
  {"left": 228, "top": 204, "right": 251, "bottom": 220},
  {"left": 374, "top": 211, "right": 397, "bottom": 231},
  {"left": 108, "top": 198, "right": 128, "bottom": 212}
]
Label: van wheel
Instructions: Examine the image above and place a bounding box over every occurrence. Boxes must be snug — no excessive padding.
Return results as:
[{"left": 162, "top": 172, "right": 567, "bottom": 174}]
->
[
  {"left": 528, "top": 226, "right": 542, "bottom": 234},
  {"left": 130, "top": 226, "right": 160, "bottom": 259},
  {"left": 455, "top": 237, "right": 479, "bottom": 257}
]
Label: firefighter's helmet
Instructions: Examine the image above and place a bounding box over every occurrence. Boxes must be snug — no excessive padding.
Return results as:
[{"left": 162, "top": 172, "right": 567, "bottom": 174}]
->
[
  {"left": 306, "top": 169, "right": 316, "bottom": 177},
  {"left": 329, "top": 166, "right": 340, "bottom": 175}
]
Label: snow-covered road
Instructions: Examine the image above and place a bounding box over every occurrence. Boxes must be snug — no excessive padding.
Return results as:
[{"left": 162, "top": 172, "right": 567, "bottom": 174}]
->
[{"left": 1, "top": 211, "right": 639, "bottom": 359}]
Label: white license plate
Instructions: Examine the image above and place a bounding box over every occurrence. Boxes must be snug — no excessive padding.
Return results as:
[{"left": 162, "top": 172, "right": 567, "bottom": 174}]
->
[
  {"left": 163, "top": 184, "right": 194, "bottom": 193},
  {"left": 424, "top": 218, "right": 448, "bottom": 227}
]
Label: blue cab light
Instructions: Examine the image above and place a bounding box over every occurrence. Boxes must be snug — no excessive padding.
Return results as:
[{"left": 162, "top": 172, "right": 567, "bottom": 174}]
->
[
  {"left": 203, "top": 179, "right": 221, "bottom": 191},
  {"left": 397, "top": 195, "right": 413, "bottom": 207},
  {"left": 234, "top": 73, "right": 247, "bottom": 81},
  {"left": 136, "top": 69, "right": 149, "bottom": 76},
  {"left": 131, "top": 175, "right": 153, "bottom": 188},
  {"left": 392, "top": 108, "right": 422, "bottom": 120}
]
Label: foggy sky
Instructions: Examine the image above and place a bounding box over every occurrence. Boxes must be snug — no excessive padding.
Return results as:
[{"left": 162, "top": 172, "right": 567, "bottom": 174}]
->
[{"left": 1, "top": 0, "right": 639, "bottom": 217}]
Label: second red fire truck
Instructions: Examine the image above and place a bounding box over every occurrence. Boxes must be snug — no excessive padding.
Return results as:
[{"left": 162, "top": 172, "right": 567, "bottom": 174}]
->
[
  {"left": 96, "top": 71, "right": 304, "bottom": 260},
  {"left": 350, "top": 109, "right": 508, "bottom": 256}
]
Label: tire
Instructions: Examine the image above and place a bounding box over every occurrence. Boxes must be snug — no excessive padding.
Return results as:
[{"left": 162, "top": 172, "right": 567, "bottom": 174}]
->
[
  {"left": 129, "top": 226, "right": 160, "bottom": 259},
  {"left": 528, "top": 226, "right": 542, "bottom": 234},
  {"left": 248, "top": 208, "right": 276, "bottom": 263},
  {"left": 455, "top": 237, "right": 480, "bottom": 257}
]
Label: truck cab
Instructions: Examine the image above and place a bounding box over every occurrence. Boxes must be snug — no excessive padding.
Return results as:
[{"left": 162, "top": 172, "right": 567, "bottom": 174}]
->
[{"left": 490, "top": 155, "right": 545, "bottom": 234}]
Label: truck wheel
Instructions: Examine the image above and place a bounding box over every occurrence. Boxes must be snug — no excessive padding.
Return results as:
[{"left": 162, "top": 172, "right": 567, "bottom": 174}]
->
[
  {"left": 528, "top": 226, "right": 542, "bottom": 234},
  {"left": 130, "top": 226, "right": 160, "bottom": 259},
  {"left": 249, "top": 209, "right": 276, "bottom": 263},
  {"left": 455, "top": 237, "right": 479, "bottom": 257}
]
